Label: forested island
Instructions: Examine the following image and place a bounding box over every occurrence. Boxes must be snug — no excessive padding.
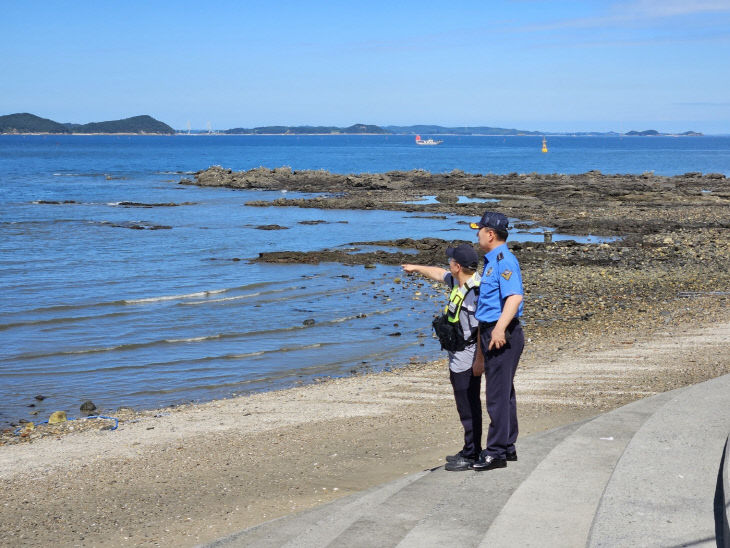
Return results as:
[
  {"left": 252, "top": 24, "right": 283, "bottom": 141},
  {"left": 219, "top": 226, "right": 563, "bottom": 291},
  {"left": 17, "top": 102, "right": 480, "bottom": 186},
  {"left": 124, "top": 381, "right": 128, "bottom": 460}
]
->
[
  {"left": 0, "top": 113, "right": 174, "bottom": 134},
  {"left": 625, "top": 129, "right": 703, "bottom": 136},
  {"left": 222, "top": 124, "right": 541, "bottom": 135}
]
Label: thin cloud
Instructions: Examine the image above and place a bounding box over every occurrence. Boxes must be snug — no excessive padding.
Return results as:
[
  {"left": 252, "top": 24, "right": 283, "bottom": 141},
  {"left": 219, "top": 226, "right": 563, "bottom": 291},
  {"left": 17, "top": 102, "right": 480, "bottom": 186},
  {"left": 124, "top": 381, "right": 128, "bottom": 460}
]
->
[
  {"left": 530, "top": 28, "right": 730, "bottom": 49},
  {"left": 512, "top": 0, "right": 730, "bottom": 33},
  {"left": 296, "top": 3, "right": 730, "bottom": 53},
  {"left": 674, "top": 102, "right": 730, "bottom": 107},
  {"left": 617, "top": 0, "right": 730, "bottom": 17}
]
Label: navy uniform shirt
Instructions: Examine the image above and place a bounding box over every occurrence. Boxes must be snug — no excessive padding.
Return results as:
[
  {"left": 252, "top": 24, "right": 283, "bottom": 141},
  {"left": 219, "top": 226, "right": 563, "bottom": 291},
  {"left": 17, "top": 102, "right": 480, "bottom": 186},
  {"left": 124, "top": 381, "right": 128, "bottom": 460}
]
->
[{"left": 475, "top": 243, "right": 524, "bottom": 323}]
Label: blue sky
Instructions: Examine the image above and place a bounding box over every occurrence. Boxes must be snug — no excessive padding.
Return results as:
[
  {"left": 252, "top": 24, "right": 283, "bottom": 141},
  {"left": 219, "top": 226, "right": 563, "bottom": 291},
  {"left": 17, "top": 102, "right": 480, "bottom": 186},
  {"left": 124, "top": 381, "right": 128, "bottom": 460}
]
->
[{"left": 2, "top": 1, "right": 729, "bottom": 132}]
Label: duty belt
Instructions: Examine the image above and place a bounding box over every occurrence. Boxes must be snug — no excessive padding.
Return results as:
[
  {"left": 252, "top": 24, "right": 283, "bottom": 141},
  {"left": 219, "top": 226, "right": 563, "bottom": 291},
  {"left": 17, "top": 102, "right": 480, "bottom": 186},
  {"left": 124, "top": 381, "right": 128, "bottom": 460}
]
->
[{"left": 479, "top": 317, "right": 520, "bottom": 329}]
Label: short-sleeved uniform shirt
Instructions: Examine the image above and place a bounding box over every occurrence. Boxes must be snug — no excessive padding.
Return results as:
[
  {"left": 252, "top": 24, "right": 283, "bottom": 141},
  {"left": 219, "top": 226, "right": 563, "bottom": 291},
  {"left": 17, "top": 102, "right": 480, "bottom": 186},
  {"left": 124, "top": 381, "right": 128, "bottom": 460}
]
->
[
  {"left": 444, "top": 272, "right": 481, "bottom": 373},
  {"left": 475, "top": 243, "right": 524, "bottom": 323}
]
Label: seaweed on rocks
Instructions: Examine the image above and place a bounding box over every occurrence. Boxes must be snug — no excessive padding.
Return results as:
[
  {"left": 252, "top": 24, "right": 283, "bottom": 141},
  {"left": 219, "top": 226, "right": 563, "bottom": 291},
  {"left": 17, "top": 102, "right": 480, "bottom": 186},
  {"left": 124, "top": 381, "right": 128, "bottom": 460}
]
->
[{"left": 185, "top": 166, "right": 729, "bottom": 236}]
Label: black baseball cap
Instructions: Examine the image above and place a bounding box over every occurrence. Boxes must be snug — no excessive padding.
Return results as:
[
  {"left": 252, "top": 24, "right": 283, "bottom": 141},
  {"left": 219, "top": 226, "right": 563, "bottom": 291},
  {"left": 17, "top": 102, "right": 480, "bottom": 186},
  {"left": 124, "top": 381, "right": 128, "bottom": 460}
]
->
[
  {"left": 446, "top": 244, "right": 479, "bottom": 269},
  {"left": 469, "top": 211, "right": 509, "bottom": 231}
]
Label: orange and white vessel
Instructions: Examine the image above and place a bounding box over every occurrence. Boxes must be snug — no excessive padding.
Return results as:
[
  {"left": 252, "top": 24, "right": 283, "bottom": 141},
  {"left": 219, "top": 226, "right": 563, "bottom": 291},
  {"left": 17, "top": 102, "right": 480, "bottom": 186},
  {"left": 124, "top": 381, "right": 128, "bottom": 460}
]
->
[{"left": 415, "top": 134, "right": 443, "bottom": 146}]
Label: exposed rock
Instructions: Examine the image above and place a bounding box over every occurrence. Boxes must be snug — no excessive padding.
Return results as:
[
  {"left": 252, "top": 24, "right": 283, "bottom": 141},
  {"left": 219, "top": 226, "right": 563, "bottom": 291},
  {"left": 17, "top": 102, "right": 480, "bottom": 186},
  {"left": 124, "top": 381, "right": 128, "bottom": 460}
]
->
[
  {"left": 435, "top": 194, "right": 458, "bottom": 204},
  {"left": 101, "top": 221, "right": 172, "bottom": 230},
  {"left": 80, "top": 401, "right": 97, "bottom": 413},
  {"left": 184, "top": 166, "right": 729, "bottom": 237},
  {"left": 116, "top": 202, "right": 195, "bottom": 208}
]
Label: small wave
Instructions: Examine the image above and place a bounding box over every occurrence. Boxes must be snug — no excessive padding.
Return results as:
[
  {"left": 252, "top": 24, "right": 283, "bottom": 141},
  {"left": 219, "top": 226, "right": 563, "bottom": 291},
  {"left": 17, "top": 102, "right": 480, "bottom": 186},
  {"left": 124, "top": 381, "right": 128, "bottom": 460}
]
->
[
  {"left": 181, "top": 294, "right": 261, "bottom": 305},
  {"left": 164, "top": 334, "right": 222, "bottom": 343},
  {"left": 5, "top": 307, "right": 398, "bottom": 362},
  {"left": 7, "top": 282, "right": 271, "bottom": 314},
  {"left": 181, "top": 287, "right": 292, "bottom": 305},
  {"left": 227, "top": 350, "right": 266, "bottom": 359},
  {"left": 229, "top": 343, "right": 323, "bottom": 358},
  {"left": 0, "top": 310, "right": 133, "bottom": 332},
  {"left": 12, "top": 282, "right": 274, "bottom": 317},
  {"left": 7, "top": 328, "right": 266, "bottom": 361},
  {"left": 8, "top": 335, "right": 223, "bottom": 360},
  {"left": 51, "top": 172, "right": 106, "bottom": 178},
  {"left": 124, "top": 289, "right": 228, "bottom": 304},
  {"left": 1, "top": 219, "right": 83, "bottom": 227},
  {"left": 19, "top": 299, "right": 130, "bottom": 315},
  {"left": 181, "top": 282, "right": 372, "bottom": 308}
]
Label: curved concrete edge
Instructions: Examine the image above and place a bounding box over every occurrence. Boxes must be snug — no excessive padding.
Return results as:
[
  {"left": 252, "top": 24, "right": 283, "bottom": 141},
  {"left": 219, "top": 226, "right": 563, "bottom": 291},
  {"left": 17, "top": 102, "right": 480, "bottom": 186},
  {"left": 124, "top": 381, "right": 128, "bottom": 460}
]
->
[
  {"left": 324, "top": 467, "right": 470, "bottom": 548},
  {"left": 203, "top": 419, "right": 590, "bottom": 548},
  {"left": 722, "top": 435, "right": 730, "bottom": 548},
  {"left": 480, "top": 388, "right": 680, "bottom": 548},
  {"left": 396, "top": 419, "right": 591, "bottom": 548},
  {"left": 201, "top": 471, "right": 427, "bottom": 548},
  {"left": 588, "top": 374, "right": 730, "bottom": 548}
]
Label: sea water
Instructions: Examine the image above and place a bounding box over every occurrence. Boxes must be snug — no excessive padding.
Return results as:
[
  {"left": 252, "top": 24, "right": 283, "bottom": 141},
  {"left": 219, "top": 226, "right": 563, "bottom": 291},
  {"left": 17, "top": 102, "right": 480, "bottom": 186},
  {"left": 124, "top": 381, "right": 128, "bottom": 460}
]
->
[{"left": 1, "top": 134, "right": 728, "bottom": 424}]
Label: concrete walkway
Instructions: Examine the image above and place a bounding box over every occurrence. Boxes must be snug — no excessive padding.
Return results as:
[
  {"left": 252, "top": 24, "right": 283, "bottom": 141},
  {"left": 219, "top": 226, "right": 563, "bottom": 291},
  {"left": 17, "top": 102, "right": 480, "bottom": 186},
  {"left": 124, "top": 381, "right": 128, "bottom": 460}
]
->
[{"left": 203, "top": 374, "right": 730, "bottom": 548}]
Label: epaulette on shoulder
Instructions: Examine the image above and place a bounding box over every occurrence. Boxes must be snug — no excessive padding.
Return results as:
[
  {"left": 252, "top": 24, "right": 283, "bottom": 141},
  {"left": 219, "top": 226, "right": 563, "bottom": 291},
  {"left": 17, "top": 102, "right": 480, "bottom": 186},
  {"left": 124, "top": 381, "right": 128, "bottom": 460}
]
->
[{"left": 496, "top": 252, "right": 504, "bottom": 261}]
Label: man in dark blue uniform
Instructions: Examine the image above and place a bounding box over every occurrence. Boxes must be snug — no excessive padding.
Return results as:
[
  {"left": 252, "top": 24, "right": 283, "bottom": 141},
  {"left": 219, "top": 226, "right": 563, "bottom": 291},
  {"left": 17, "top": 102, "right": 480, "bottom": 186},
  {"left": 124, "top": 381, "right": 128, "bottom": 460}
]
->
[{"left": 469, "top": 211, "right": 525, "bottom": 471}]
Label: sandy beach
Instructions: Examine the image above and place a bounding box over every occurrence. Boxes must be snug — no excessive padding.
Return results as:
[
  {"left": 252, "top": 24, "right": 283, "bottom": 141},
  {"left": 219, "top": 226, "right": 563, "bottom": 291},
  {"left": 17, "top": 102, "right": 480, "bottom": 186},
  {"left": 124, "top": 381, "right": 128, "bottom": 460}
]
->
[
  {"left": 1, "top": 168, "right": 729, "bottom": 547},
  {"left": 1, "top": 296, "right": 728, "bottom": 547}
]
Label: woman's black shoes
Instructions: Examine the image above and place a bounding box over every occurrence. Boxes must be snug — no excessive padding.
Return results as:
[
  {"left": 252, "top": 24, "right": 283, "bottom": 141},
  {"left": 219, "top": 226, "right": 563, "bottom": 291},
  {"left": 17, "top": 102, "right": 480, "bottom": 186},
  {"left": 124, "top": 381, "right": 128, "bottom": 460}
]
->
[
  {"left": 446, "top": 450, "right": 474, "bottom": 463},
  {"left": 445, "top": 454, "right": 477, "bottom": 471}
]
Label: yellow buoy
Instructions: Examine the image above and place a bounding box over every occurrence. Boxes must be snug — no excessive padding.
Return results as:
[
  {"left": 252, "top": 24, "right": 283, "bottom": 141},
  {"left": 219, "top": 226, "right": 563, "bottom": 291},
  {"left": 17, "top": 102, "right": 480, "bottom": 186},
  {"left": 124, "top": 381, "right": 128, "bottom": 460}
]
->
[{"left": 541, "top": 137, "right": 548, "bottom": 153}]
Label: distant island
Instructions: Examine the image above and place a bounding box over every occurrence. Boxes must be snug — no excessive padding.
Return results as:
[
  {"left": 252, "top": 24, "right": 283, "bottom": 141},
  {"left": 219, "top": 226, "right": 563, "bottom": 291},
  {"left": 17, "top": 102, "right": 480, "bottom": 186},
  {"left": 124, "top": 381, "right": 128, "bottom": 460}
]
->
[
  {"left": 203, "top": 124, "right": 703, "bottom": 137},
  {"left": 223, "top": 123, "right": 388, "bottom": 135},
  {"left": 220, "top": 124, "right": 541, "bottom": 136},
  {"left": 0, "top": 113, "right": 174, "bottom": 134},
  {"left": 625, "top": 129, "right": 703, "bottom": 136},
  {"left": 383, "top": 125, "right": 543, "bottom": 136},
  {"left": 0, "top": 113, "right": 704, "bottom": 136}
]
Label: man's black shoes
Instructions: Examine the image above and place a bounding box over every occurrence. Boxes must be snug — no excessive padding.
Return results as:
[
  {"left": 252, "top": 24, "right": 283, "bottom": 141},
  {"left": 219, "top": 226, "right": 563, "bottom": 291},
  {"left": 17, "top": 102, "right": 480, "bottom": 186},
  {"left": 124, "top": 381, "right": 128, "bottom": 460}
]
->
[
  {"left": 470, "top": 454, "right": 507, "bottom": 471},
  {"left": 506, "top": 450, "right": 517, "bottom": 462},
  {"left": 445, "top": 454, "right": 476, "bottom": 471}
]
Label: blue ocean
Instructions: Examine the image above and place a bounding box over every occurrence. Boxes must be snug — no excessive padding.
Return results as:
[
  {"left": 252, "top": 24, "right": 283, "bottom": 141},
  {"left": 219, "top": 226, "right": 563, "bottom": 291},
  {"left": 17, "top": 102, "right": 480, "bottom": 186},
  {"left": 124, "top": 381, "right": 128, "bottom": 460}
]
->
[{"left": 1, "top": 134, "right": 729, "bottom": 425}]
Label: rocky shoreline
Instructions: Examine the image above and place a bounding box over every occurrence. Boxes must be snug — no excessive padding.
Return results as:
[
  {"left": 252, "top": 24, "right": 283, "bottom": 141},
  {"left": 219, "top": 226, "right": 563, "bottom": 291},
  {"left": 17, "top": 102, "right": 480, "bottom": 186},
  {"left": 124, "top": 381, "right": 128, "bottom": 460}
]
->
[
  {"left": 186, "top": 166, "right": 729, "bottom": 362},
  {"left": 182, "top": 166, "right": 729, "bottom": 235}
]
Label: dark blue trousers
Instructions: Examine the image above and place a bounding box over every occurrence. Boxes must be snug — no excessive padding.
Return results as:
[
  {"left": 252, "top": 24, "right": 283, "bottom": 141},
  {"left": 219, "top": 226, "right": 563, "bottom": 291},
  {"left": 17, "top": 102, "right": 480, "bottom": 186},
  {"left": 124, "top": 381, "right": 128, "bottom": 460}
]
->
[
  {"left": 449, "top": 368, "right": 482, "bottom": 458},
  {"left": 479, "top": 322, "right": 524, "bottom": 459}
]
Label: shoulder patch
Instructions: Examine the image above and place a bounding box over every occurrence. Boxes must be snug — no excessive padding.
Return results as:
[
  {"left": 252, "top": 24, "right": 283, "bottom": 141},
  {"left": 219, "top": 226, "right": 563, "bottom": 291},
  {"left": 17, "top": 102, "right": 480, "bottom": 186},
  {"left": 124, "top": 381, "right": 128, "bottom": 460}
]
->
[
  {"left": 485, "top": 267, "right": 493, "bottom": 276},
  {"left": 501, "top": 270, "right": 512, "bottom": 280}
]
